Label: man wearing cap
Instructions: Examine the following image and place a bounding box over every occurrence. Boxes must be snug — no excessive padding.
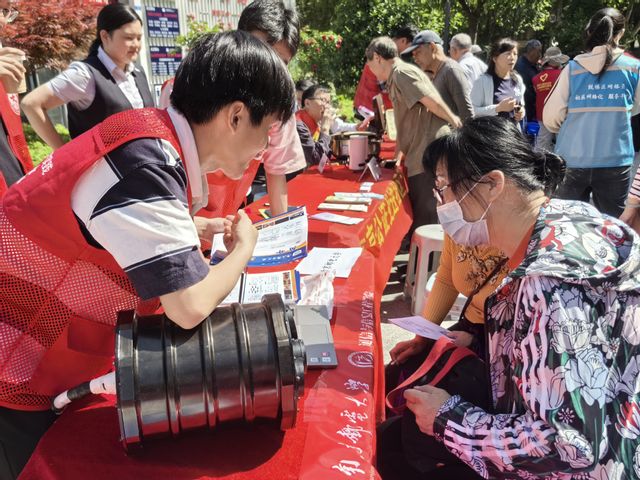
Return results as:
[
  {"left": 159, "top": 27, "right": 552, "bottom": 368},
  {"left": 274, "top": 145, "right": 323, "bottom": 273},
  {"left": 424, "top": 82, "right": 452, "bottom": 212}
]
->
[
  {"left": 515, "top": 39, "right": 543, "bottom": 121},
  {"left": 532, "top": 46, "right": 568, "bottom": 151},
  {"left": 408, "top": 30, "right": 473, "bottom": 122},
  {"left": 365, "top": 36, "right": 461, "bottom": 234},
  {"left": 449, "top": 33, "right": 487, "bottom": 88}
]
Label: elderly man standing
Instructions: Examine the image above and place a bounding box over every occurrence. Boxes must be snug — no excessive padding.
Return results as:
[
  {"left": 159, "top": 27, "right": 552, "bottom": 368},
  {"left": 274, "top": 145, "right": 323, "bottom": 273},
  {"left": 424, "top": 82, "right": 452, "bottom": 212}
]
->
[
  {"left": 449, "top": 33, "right": 487, "bottom": 88},
  {"left": 404, "top": 30, "right": 474, "bottom": 122},
  {"left": 365, "top": 36, "right": 461, "bottom": 233},
  {"left": 515, "top": 39, "right": 542, "bottom": 121}
]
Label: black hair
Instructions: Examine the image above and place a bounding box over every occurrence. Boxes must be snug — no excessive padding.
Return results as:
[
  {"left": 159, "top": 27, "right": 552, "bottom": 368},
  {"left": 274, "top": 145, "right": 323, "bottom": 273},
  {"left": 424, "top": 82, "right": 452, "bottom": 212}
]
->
[
  {"left": 365, "top": 36, "right": 398, "bottom": 61},
  {"left": 301, "top": 84, "right": 330, "bottom": 107},
  {"left": 423, "top": 116, "right": 566, "bottom": 197},
  {"left": 238, "top": 0, "right": 300, "bottom": 57},
  {"left": 487, "top": 37, "right": 519, "bottom": 81},
  {"left": 390, "top": 24, "right": 419, "bottom": 42},
  {"left": 88, "top": 4, "right": 142, "bottom": 57},
  {"left": 585, "top": 8, "right": 626, "bottom": 75},
  {"left": 295, "top": 78, "right": 316, "bottom": 93},
  {"left": 170, "top": 31, "right": 295, "bottom": 126}
]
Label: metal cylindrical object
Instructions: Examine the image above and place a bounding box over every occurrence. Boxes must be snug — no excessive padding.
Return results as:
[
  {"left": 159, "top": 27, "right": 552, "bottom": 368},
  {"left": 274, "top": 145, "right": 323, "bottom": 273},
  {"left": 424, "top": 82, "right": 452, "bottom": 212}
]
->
[{"left": 115, "top": 294, "right": 306, "bottom": 451}]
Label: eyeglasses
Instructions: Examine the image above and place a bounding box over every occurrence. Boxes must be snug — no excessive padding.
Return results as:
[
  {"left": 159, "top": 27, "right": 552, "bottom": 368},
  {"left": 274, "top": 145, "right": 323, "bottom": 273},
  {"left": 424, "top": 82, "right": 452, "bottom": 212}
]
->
[
  {"left": 309, "top": 97, "right": 331, "bottom": 105},
  {"left": 1, "top": 8, "right": 18, "bottom": 23},
  {"left": 433, "top": 176, "right": 471, "bottom": 204}
]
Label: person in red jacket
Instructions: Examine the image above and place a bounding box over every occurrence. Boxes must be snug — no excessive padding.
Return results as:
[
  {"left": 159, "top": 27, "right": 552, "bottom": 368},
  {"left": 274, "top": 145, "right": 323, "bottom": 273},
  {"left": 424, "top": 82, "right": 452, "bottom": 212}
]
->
[
  {"left": 532, "top": 46, "right": 568, "bottom": 151},
  {"left": 0, "top": 0, "right": 33, "bottom": 196},
  {"left": 0, "top": 31, "right": 294, "bottom": 479}
]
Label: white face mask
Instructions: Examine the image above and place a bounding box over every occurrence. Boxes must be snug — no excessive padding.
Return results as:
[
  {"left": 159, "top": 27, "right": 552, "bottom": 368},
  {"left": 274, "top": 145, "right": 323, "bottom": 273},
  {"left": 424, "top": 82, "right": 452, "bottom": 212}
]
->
[{"left": 436, "top": 182, "right": 492, "bottom": 247}]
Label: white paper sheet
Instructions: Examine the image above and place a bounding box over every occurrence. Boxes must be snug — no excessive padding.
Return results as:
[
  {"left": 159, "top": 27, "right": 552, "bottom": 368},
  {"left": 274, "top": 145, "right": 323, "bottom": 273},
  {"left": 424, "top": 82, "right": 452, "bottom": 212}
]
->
[
  {"left": 211, "top": 206, "right": 308, "bottom": 266},
  {"left": 388, "top": 316, "right": 452, "bottom": 341},
  {"left": 220, "top": 270, "right": 300, "bottom": 305},
  {"left": 295, "top": 247, "right": 362, "bottom": 278},
  {"left": 309, "top": 212, "right": 364, "bottom": 225}
]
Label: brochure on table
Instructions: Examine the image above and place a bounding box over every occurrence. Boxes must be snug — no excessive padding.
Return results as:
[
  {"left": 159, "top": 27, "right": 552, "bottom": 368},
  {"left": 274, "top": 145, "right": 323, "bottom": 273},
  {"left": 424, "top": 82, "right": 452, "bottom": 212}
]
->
[
  {"left": 211, "top": 206, "right": 308, "bottom": 267},
  {"left": 221, "top": 270, "right": 301, "bottom": 305},
  {"left": 295, "top": 247, "right": 362, "bottom": 278}
]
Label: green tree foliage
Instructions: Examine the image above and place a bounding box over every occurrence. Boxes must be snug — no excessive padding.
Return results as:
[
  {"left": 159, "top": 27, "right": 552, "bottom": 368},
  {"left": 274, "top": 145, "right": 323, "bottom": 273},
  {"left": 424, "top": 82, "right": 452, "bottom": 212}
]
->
[
  {"left": 296, "top": 0, "right": 638, "bottom": 91},
  {"left": 454, "top": 0, "right": 552, "bottom": 44},
  {"left": 289, "top": 27, "right": 343, "bottom": 85},
  {"left": 330, "top": 0, "right": 454, "bottom": 89},
  {"left": 23, "top": 123, "right": 69, "bottom": 166},
  {"left": 545, "top": 0, "right": 639, "bottom": 56},
  {"left": 175, "top": 15, "right": 223, "bottom": 50}
]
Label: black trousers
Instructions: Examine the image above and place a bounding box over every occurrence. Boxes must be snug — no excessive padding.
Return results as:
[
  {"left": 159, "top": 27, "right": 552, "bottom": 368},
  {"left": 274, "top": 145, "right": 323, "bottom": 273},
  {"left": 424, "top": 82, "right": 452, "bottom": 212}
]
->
[
  {"left": 377, "top": 416, "right": 481, "bottom": 480},
  {"left": 407, "top": 171, "right": 438, "bottom": 237},
  {"left": 554, "top": 166, "right": 631, "bottom": 217},
  {"left": 0, "top": 407, "right": 57, "bottom": 479}
]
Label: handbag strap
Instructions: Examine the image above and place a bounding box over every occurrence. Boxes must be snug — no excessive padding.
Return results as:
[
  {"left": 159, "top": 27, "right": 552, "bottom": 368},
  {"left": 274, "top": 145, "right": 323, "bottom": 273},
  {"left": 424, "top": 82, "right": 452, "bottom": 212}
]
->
[
  {"left": 385, "top": 337, "right": 474, "bottom": 414},
  {"left": 458, "top": 257, "right": 508, "bottom": 321}
]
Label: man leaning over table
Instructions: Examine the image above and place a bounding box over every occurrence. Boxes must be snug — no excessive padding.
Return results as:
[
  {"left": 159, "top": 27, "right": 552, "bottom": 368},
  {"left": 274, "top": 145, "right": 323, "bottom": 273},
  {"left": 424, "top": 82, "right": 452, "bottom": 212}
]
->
[
  {"left": 365, "top": 36, "right": 462, "bottom": 235},
  {"left": 165, "top": 0, "right": 307, "bottom": 232},
  {"left": 0, "top": 31, "right": 295, "bottom": 479}
]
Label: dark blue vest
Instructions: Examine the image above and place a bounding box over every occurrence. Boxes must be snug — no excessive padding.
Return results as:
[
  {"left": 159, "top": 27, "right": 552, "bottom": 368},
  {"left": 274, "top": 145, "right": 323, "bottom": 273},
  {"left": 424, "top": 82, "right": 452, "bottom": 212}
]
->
[{"left": 68, "top": 55, "right": 155, "bottom": 139}]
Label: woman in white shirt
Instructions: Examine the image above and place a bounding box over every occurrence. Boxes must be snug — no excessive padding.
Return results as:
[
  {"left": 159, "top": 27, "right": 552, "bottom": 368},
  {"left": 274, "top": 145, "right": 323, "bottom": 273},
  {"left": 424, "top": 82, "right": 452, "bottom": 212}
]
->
[
  {"left": 22, "top": 4, "right": 154, "bottom": 148},
  {"left": 471, "top": 38, "right": 525, "bottom": 123}
]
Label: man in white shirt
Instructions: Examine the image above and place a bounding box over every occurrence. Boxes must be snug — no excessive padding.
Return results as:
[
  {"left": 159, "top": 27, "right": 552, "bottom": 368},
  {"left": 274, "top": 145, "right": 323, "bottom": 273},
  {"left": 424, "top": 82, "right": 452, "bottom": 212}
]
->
[{"left": 449, "top": 33, "right": 487, "bottom": 89}]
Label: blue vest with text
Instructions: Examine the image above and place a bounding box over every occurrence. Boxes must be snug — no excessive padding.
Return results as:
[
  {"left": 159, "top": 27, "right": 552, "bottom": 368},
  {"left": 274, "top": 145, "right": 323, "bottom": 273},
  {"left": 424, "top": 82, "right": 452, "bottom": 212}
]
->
[{"left": 555, "top": 54, "right": 639, "bottom": 169}]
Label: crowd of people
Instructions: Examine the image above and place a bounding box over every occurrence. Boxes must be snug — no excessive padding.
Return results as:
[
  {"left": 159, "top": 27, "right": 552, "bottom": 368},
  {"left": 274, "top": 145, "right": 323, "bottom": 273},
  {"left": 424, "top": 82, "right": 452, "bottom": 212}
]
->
[{"left": 0, "top": 0, "right": 638, "bottom": 479}]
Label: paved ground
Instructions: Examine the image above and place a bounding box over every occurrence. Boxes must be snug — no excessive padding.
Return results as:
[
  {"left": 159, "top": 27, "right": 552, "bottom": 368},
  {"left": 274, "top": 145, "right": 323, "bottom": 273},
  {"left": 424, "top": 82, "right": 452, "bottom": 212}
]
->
[{"left": 379, "top": 252, "right": 456, "bottom": 364}]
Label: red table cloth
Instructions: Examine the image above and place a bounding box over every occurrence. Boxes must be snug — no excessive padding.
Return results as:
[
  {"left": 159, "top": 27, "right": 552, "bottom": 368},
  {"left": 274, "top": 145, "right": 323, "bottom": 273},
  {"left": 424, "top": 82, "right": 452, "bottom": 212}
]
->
[{"left": 19, "top": 167, "right": 411, "bottom": 480}]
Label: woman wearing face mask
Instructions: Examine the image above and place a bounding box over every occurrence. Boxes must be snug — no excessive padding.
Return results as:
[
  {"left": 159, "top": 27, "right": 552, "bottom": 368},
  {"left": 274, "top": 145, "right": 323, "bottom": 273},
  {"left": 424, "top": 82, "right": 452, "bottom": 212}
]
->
[
  {"left": 22, "top": 4, "right": 154, "bottom": 148},
  {"left": 381, "top": 115, "right": 640, "bottom": 479},
  {"left": 471, "top": 38, "right": 525, "bottom": 123}
]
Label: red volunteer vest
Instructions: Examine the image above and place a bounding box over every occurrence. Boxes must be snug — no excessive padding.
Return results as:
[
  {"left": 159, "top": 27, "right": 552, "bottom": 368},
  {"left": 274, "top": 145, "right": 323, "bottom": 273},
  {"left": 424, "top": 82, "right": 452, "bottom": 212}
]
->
[
  {"left": 0, "top": 108, "right": 184, "bottom": 410},
  {"left": 200, "top": 159, "right": 261, "bottom": 218},
  {"left": 295, "top": 109, "right": 320, "bottom": 140},
  {"left": 0, "top": 83, "right": 33, "bottom": 196}
]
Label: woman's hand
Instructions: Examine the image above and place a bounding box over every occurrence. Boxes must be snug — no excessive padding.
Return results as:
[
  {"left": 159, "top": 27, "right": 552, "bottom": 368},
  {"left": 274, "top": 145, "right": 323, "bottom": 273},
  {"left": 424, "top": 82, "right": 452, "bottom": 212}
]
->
[
  {"left": 446, "top": 330, "right": 475, "bottom": 348},
  {"left": 496, "top": 97, "right": 516, "bottom": 113},
  {"left": 513, "top": 105, "right": 525, "bottom": 122},
  {"left": 389, "top": 336, "right": 428, "bottom": 364},
  {"left": 356, "top": 116, "right": 372, "bottom": 131},
  {"left": 404, "top": 385, "right": 452, "bottom": 435}
]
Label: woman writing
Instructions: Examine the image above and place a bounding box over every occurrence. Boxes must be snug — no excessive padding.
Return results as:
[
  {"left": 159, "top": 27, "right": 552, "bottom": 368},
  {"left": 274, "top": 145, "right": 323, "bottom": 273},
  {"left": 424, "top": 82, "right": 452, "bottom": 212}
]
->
[
  {"left": 22, "top": 4, "right": 154, "bottom": 147},
  {"left": 383, "top": 115, "right": 640, "bottom": 478},
  {"left": 471, "top": 38, "right": 525, "bottom": 123}
]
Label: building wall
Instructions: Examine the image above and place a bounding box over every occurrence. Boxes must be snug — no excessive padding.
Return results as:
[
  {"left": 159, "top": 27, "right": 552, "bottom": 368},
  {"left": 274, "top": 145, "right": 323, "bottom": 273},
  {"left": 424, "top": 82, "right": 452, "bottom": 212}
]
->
[{"left": 128, "top": 0, "right": 245, "bottom": 103}]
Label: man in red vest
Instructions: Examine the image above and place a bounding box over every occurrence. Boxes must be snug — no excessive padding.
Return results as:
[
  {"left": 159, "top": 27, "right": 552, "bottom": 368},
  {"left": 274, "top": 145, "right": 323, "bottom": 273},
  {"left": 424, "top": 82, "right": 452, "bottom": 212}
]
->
[
  {"left": 0, "top": 0, "right": 33, "bottom": 196},
  {"left": 0, "top": 31, "right": 294, "bottom": 478}
]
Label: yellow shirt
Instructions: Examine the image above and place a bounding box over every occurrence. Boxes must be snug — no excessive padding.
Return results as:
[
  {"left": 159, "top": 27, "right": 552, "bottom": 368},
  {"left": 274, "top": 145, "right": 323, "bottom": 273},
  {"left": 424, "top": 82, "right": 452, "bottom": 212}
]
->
[{"left": 422, "top": 234, "right": 509, "bottom": 324}]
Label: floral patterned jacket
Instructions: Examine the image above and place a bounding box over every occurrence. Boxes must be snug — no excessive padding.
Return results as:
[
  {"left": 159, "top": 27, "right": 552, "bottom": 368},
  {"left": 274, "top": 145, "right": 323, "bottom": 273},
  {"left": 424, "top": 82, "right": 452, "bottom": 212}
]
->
[{"left": 433, "top": 199, "right": 640, "bottom": 479}]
